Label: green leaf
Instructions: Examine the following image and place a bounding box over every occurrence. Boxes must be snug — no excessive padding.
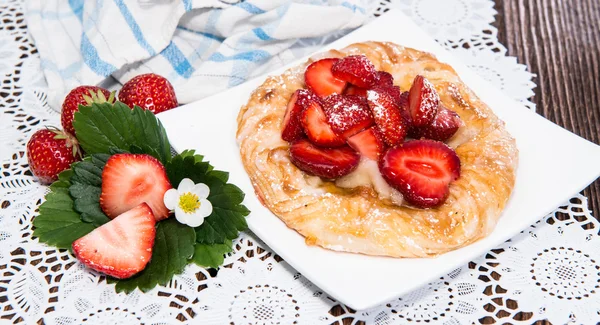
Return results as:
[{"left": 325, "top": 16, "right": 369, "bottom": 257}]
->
[
  {"left": 114, "top": 219, "right": 196, "bottom": 293},
  {"left": 192, "top": 240, "right": 233, "bottom": 269},
  {"left": 70, "top": 154, "right": 111, "bottom": 226},
  {"left": 33, "top": 170, "right": 95, "bottom": 249},
  {"left": 166, "top": 154, "right": 249, "bottom": 244},
  {"left": 73, "top": 102, "right": 171, "bottom": 164}
]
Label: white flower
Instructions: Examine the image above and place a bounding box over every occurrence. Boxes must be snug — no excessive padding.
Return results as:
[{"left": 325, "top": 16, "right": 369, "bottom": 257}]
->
[{"left": 163, "top": 178, "right": 213, "bottom": 227}]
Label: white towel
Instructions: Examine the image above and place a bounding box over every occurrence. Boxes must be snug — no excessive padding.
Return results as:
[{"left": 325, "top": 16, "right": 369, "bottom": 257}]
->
[{"left": 25, "top": 0, "right": 369, "bottom": 111}]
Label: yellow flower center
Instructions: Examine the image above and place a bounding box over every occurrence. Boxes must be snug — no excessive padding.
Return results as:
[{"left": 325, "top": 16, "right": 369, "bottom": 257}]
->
[{"left": 178, "top": 192, "right": 200, "bottom": 213}]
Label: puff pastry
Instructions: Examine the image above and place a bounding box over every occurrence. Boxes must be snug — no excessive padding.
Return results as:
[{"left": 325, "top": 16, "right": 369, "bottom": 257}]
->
[{"left": 236, "top": 42, "right": 518, "bottom": 257}]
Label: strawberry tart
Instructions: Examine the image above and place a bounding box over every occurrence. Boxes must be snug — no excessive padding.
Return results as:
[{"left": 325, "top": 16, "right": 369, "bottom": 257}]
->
[{"left": 236, "top": 42, "right": 518, "bottom": 257}]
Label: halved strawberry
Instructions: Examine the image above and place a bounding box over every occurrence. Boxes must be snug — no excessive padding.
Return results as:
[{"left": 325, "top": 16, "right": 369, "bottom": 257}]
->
[
  {"left": 411, "top": 106, "right": 463, "bottom": 141},
  {"left": 376, "top": 71, "right": 394, "bottom": 87},
  {"left": 100, "top": 153, "right": 172, "bottom": 221},
  {"left": 332, "top": 55, "right": 378, "bottom": 88},
  {"left": 72, "top": 203, "right": 156, "bottom": 279},
  {"left": 289, "top": 139, "right": 359, "bottom": 179},
  {"left": 366, "top": 88, "right": 408, "bottom": 146},
  {"left": 379, "top": 140, "right": 460, "bottom": 208},
  {"left": 301, "top": 100, "right": 345, "bottom": 147},
  {"left": 344, "top": 84, "right": 367, "bottom": 97},
  {"left": 347, "top": 127, "right": 386, "bottom": 160},
  {"left": 282, "top": 89, "right": 315, "bottom": 142},
  {"left": 398, "top": 91, "right": 412, "bottom": 127},
  {"left": 305, "top": 58, "right": 347, "bottom": 98},
  {"left": 374, "top": 85, "right": 402, "bottom": 106},
  {"left": 323, "top": 94, "right": 374, "bottom": 138},
  {"left": 408, "top": 75, "right": 439, "bottom": 127}
]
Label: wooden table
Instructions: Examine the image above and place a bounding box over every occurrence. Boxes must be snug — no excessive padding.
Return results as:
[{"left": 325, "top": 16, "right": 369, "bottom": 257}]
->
[{"left": 493, "top": 0, "right": 600, "bottom": 222}]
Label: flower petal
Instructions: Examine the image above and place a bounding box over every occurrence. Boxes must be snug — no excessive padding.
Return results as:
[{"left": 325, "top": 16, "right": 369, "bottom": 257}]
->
[
  {"left": 186, "top": 215, "right": 205, "bottom": 228},
  {"left": 198, "top": 199, "right": 213, "bottom": 218},
  {"left": 178, "top": 178, "right": 195, "bottom": 192},
  {"left": 163, "top": 189, "right": 179, "bottom": 210},
  {"left": 191, "top": 183, "right": 210, "bottom": 200},
  {"left": 180, "top": 205, "right": 206, "bottom": 228},
  {"left": 174, "top": 206, "right": 192, "bottom": 225}
]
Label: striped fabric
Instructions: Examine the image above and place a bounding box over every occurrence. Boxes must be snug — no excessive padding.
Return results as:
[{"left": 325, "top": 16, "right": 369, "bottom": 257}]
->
[{"left": 26, "top": 0, "right": 368, "bottom": 111}]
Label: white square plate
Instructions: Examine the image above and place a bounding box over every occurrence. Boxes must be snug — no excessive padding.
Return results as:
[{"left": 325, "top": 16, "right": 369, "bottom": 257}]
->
[{"left": 158, "top": 9, "right": 600, "bottom": 310}]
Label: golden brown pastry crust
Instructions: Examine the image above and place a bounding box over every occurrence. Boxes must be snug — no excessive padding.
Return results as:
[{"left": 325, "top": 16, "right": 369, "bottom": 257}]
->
[{"left": 236, "top": 42, "right": 518, "bottom": 257}]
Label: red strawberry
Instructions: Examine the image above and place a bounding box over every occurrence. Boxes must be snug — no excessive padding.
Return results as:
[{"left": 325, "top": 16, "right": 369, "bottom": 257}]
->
[
  {"left": 282, "top": 89, "right": 316, "bottom": 142},
  {"left": 332, "top": 55, "right": 378, "bottom": 88},
  {"left": 289, "top": 139, "right": 359, "bottom": 179},
  {"left": 376, "top": 71, "right": 394, "bottom": 87},
  {"left": 344, "top": 84, "right": 367, "bottom": 97},
  {"left": 411, "top": 106, "right": 463, "bottom": 141},
  {"left": 408, "top": 75, "right": 439, "bottom": 127},
  {"left": 301, "top": 99, "right": 345, "bottom": 147},
  {"left": 347, "top": 127, "right": 386, "bottom": 160},
  {"left": 366, "top": 88, "right": 408, "bottom": 146},
  {"left": 72, "top": 203, "right": 156, "bottom": 279},
  {"left": 118, "top": 73, "right": 178, "bottom": 114},
  {"left": 322, "top": 94, "right": 374, "bottom": 138},
  {"left": 379, "top": 140, "right": 460, "bottom": 208},
  {"left": 374, "top": 85, "right": 402, "bottom": 106},
  {"left": 62, "top": 86, "right": 114, "bottom": 136},
  {"left": 304, "top": 58, "right": 347, "bottom": 98},
  {"left": 26, "top": 127, "right": 82, "bottom": 184},
  {"left": 399, "top": 91, "right": 409, "bottom": 110},
  {"left": 100, "top": 153, "right": 172, "bottom": 221}
]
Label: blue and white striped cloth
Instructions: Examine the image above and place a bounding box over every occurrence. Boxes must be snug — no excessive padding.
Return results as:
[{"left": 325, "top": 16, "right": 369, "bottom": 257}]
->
[{"left": 26, "top": 0, "right": 369, "bottom": 111}]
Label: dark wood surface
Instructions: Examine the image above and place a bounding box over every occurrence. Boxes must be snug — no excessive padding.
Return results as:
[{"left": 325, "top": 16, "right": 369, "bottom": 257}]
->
[{"left": 493, "top": 0, "right": 600, "bottom": 223}]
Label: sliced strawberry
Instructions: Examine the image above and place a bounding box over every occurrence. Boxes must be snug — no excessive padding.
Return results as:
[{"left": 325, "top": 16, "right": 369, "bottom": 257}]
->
[
  {"left": 72, "top": 203, "right": 156, "bottom": 279},
  {"left": 100, "top": 153, "right": 172, "bottom": 221},
  {"left": 289, "top": 139, "right": 359, "bottom": 179},
  {"left": 411, "top": 106, "right": 463, "bottom": 141},
  {"left": 379, "top": 140, "right": 460, "bottom": 208},
  {"left": 398, "top": 90, "right": 412, "bottom": 127},
  {"left": 344, "top": 84, "right": 367, "bottom": 97},
  {"left": 332, "top": 55, "right": 378, "bottom": 88},
  {"left": 376, "top": 71, "right": 394, "bottom": 87},
  {"left": 322, "top": 94, "right": 374, "bottom": 138},
  {"left": 374, "top": 85, "right": 402, "bottom": 106},
  {"left": 301, "top": 100, "right": 345, "bottom": 147},
  {"left": 282, "top": 89, "right": 315, "bottom": 142},
  {"left": 366, "top": 88, "right": 408, "bottom": 146},
  {"left": 347, "top": 127, "right": 386, "bottom": 160},
  {"left": 399, "top": 91, "right": 409, "bottom": 110},
  {"left": 305, "top": 58, "right": 347, "bottom": 98},
  {"left": 408, "top": 75, "right": 439, "bottom": 127}
]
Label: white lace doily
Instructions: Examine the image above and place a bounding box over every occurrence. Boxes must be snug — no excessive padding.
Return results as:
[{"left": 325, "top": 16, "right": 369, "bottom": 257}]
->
[{"left": 3, "top": 0, "right": 597, "bottom": 324}]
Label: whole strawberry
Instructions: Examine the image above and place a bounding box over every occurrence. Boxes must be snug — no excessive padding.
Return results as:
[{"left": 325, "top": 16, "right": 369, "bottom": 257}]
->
[
  {"left": 27, "top": 127, "right": 82, "bottom": 184},
  {"left": 62, "top": 86, "right": 115, "bottom": 136},
  {"left": 118, "top": 73, "right": 178, "bottom": 114}
]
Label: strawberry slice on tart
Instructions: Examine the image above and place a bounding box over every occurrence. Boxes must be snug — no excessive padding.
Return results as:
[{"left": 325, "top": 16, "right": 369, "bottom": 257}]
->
[
  {"left": 408, "top": 75, "right": 440, "bottom": 127},
  {"left": 366, "top": 88, "right": 408, "bottom": 146},
  {"left": 305, "top": 58, "right": 347, "bottom": 98},
  {"left": 379, "top": 139, "right": 460, "bottom": 208},
  {"left": 289, "top": 139, "right": 360, "bottom": 179},
  {"left": 322, "top": 94, "right": 374, "bottom": 139},
  {"left": 100, "top": 153, "right": 172, "bottom": 221},
  {"left": 282, "top": 89, "right": 318, "bottom": 142},
  {"left": 331, "top": 55, "right": 379, "bottom": 89},
  {"left": 72, "top": 203, "right": 156, "bottom": 279},
  {"left": 347, "top": 127, "right": 386, "bottom": 160},
  {"left": 410, "top": 105, "right": 463, "bottom": 141},
  {"left": 375, "top": 71, "right": 394, "bottom": 88},
  {"left": 301, "top": 99, "right": 346, "bottom": 147}
]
